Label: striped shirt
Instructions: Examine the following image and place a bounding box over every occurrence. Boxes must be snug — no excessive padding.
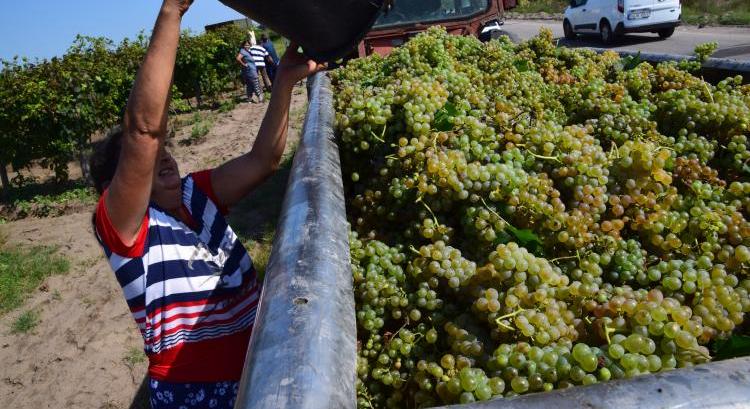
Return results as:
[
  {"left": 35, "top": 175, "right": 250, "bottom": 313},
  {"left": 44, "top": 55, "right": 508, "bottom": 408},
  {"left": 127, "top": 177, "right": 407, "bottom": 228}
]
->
[
  {"left": 94, "top": 170, "right": 260, "bottom": 382},
  {"left": 249, "top": 45, "right": 269, "bottom": 67}
]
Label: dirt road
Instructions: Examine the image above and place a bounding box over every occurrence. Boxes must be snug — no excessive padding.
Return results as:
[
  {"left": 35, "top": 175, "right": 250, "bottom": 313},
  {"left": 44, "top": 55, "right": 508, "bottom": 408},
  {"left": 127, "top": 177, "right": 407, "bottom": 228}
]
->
[{"left": 504, "top": 19, "right": 750, "bottom": 60}]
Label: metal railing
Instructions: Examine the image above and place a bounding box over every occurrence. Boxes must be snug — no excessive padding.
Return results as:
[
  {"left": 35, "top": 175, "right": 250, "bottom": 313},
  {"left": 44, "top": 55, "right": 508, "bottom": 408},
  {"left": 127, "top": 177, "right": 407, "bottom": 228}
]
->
[
  {"left": 234, "top": 72, "right": 356, "bottom": 409},
  {"left": 587, "top": 48, "right": 750, "bottom": 83},
  {"left": 432, "top": 356, "right": 750, "bottom": 409}
]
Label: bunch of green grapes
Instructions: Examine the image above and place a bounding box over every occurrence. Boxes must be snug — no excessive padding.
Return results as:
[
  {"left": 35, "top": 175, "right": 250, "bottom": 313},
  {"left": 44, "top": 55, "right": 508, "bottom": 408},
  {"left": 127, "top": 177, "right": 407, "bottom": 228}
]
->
[{"left": 333, "top": 27, "right": 750, "bottom": 409}]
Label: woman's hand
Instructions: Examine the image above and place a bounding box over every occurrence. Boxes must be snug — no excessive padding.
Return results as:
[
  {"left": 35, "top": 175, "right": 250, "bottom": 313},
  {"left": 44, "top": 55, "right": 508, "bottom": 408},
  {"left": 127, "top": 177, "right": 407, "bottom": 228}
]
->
[
  {"left": 162, "top": 0, "right": 194, "bottom": 16},
  {"left": 275, "top": 43, "right": 327, "bottom": 89}
]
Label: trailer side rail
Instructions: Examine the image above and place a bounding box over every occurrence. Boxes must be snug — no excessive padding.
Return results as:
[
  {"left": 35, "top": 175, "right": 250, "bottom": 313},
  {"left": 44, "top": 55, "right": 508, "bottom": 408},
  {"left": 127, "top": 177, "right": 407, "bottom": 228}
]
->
[{"left": 234, "top": 72, "right": 356, "bottom": 409}]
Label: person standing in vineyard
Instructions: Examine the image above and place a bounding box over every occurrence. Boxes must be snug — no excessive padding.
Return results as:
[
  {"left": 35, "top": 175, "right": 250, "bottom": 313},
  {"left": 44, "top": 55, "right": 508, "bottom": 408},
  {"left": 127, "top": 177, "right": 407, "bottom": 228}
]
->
[
  {"left": 89, "top": 1, "right": 326, "bottom": 408},
  {"left": 249, "top": 39, "right": 273, "bottom": 91},
  {"left": 260, "top": 34, "right": 280, "bottom": 82},
  {"left": 236, "top": 40, "right": 263, "bottom": 103}
]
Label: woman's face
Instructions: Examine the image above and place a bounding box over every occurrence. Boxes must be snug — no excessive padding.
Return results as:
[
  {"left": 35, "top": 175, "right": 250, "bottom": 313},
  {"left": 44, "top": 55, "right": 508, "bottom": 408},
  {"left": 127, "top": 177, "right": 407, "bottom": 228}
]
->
[{"left": 151, "top": 145, "right": 182, "bottom": 210}]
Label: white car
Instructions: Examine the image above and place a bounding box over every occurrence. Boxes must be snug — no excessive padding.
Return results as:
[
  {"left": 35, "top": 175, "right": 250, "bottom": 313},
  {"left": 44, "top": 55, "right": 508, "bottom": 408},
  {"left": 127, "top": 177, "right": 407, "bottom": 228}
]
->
[{"left": 563, "top": 0, "right": 682, "bottom": 44}]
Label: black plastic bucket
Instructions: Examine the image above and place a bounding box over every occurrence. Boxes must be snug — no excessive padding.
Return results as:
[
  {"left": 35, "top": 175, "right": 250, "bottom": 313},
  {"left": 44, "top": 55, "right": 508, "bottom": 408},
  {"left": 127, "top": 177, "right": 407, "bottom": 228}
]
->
[{"left": 219, "top": 0, "right": 386, "bottom": 62}]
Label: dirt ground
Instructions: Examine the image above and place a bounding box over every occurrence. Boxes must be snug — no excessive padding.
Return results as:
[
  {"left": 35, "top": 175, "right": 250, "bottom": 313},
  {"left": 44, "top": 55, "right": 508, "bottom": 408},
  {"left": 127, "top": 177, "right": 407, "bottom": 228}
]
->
[{"left": 0, "top": 85, "right": 308, "bottom": 409}]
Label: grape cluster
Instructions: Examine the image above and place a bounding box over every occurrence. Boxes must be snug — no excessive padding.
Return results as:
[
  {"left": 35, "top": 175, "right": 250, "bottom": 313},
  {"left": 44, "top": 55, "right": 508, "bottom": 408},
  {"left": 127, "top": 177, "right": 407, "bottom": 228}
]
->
[{"left": 335, "top": 28, "right": 750, "bottom": 408}]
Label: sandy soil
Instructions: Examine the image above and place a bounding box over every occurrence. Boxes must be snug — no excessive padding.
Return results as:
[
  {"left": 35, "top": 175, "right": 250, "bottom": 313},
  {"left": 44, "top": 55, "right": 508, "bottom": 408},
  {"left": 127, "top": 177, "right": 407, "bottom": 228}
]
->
[{"left": 0, "top": 85, "right": 308, "bottom": 409}]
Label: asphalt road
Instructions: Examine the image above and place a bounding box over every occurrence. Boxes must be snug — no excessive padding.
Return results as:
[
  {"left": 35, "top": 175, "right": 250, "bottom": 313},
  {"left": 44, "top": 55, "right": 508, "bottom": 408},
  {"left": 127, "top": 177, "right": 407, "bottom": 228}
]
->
[{"left": 503, "top": 19, "right": 750, "bottom": 61}]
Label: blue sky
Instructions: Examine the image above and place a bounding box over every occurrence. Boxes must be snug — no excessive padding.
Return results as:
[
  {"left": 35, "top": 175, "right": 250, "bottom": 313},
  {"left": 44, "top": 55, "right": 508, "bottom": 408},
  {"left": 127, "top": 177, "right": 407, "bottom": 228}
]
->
[{"left": 0, "top": 1, "right": 245, "bottom": 61}]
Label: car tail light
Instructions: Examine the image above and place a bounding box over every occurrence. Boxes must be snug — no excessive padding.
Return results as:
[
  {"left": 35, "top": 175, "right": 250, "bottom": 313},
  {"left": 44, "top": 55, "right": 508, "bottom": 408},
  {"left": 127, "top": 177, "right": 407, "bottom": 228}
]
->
[{"left": 618, "top": 0, "right": 624, "bottom": 12}]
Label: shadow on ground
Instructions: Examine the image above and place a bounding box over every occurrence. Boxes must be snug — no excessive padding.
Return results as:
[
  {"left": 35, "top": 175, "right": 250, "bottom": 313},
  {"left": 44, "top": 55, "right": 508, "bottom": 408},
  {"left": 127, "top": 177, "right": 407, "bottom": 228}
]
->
[
  {"left": 227, "top": 153, "right": 294, "bottom": 242},
  {"left": 129, "top": 376, "right": 150, "bottom": 409}
]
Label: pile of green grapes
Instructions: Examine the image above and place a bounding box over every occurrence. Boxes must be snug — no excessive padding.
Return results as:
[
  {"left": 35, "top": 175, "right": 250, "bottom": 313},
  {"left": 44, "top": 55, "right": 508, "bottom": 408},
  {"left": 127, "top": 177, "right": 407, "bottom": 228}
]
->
[{"left": 331, "top": 27, "right": 750, "bottom": 408}]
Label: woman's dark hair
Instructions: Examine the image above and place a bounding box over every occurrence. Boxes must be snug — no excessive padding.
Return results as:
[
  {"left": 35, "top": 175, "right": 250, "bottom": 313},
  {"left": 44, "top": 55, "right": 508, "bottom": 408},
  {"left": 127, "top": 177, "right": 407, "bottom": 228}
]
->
[
  {"left": 260, "top": 34, "right": 269, "bottom": 42},
  {"left": 90, "top": 126, "right": 124, "bottom": 195}
]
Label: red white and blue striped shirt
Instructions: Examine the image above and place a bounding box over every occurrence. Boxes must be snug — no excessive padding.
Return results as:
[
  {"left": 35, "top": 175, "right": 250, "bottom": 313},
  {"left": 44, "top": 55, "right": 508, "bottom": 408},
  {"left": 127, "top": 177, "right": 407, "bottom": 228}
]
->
[{"left": 94, "top": 170, "right": 260, "bottom": 382}]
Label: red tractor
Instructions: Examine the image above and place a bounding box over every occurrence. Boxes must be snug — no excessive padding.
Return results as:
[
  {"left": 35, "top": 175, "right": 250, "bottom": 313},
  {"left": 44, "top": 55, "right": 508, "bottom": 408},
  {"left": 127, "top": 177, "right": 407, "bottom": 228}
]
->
[{"left": 357, "top": 0, "right": 518, "bottom": 57}]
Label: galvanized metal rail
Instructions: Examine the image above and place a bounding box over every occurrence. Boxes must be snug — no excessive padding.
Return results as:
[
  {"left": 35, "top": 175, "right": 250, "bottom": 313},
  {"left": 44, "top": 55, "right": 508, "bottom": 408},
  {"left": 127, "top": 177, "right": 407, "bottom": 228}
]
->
[
  {"left": 432, "top": 356, "right": 750, "bottom": 409},
  {"left": 587, "top": 47, "right": 750, "bottom": 82},
  {"left": 234, "top": 72, "right": 356, "bottom": 409}
]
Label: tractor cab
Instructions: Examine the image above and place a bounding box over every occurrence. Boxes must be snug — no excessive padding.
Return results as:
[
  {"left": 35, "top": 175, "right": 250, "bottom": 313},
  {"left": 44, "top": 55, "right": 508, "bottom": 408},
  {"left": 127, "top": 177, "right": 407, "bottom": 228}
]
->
[{"left": 357, "top": 0, "right": 517, "bottom": 57}]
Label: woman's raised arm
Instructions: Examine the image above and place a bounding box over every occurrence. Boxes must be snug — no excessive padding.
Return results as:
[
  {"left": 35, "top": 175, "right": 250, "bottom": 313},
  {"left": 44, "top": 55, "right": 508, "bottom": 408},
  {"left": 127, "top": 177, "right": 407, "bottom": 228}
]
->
[{"left": 105, "top": 0, "right": 192, "bottom": 244}]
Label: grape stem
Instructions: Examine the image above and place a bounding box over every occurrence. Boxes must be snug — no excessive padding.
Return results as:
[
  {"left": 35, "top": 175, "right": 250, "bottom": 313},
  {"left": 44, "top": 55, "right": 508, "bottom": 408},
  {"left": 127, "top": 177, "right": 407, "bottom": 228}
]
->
[
  {"left": 480, "top": 197, "right": 509, "bottom": 226},
  {"left": 550, "top": 254, "right": 578, "bottom": 263},
  {"left": 603, "top": 320, "right": 615, "bottom": 345},
  {"left": 369, "top": 131, "right": 385, "bottom": 143},
  {"left": 358, "top": 384, "right": 375, "bottom": 408},
  {"left": 608, "top": 144, "right": 621, "bottom": 160},
  {"left": 527, "top": 151, "right": 562, "bottom": 163},
  {"left": 418, "top": 199, "right": 440, "bottom": 227},
  {"left": 369, "top": 123, "right": 387, "bottom": 143},
  {"left": 494, "top": 307, "right": 526, "bottom": 330}
]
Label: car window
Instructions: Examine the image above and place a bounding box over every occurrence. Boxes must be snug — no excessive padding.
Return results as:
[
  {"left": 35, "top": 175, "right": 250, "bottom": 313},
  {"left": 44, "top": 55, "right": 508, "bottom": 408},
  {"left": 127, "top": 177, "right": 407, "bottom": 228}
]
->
[
  {"left": 373, "top": 0, "right": 490, "bottom": 29},
  {"left": 571, "top": 0, "right": 587, "bottom": 7}
]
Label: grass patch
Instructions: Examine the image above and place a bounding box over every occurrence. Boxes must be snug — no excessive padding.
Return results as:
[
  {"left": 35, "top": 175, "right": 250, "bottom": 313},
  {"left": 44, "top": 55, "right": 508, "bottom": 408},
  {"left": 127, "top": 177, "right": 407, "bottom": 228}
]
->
[
  {"left": 240, "top": 227, "right": 276, "bottom": 281},
  {"left": 513, "top": 0, "right": 567, "bottom": 14},
  {"left": 218, "top": 98, "right": 237, "bottom": 113},
  {"left": 682, "top": 0, "right": 750, "bottom": 25},
  {"left": 179, "top": 113, "right": 215, "bottom": 146},
  {"left": 124, "top": 346, "right": 147, "bottom": 367},
  {"left": 11, "top": 310, "right": 39, "bottom": 334},
  {"left": 0, "top": 245, "right": 70, "bottom": 314},
  {"left": 0, "top": 179, "right": 96, "bottom": 220}
]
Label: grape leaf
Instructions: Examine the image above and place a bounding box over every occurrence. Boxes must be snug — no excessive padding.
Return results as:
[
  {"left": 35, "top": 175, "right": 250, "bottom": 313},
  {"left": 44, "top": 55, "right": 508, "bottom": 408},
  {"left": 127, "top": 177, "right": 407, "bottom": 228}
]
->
[
  {"left": 621, "top": 52, "right": 643, "bottom": 71},
  {"left": 712, "top": 335, "right": 750, "bottom": 360},
  {"left": 507, "top": 225, "right": 544, "bottom": 255},
  {"left": 513, "top": 59, "right": 530, "bottom": 73},
  {"left": 434, "top": 101, "right": 458, "bottom": 132}
]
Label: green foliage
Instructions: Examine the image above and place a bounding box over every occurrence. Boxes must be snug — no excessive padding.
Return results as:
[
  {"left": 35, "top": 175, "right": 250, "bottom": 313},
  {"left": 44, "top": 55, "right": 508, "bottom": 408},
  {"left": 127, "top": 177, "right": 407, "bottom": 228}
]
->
[
  {"left": 1, "top": 179, "right": 96, "bottom": 220},
  {"left": 434, "top": 101, "right": 459, "bottom": 132},
  {"left": 513, "top": 0, "right": 567, "bottom": 14},
  {"left": 712, "top": 335, "right": 750, "bottom": 360},
  {"left": 218, "top": 98, "right": 238, "bottom": 113},
  {"left": 0, "top": 245, "right": 69, "bottom": 313},
  {"left": 189, "top": 117, "right": 213, "bottom": 143},
  {"left": 682, "top": 0, "right": 750, "bottom": 26},
  {"left": 11, "top": 310, "right": 39, "bottom": 334},
  {"left": 178, "top": 113, "right": 214, "bottom": 146},
  {"left": 174, "top": 25, "right": 247, "bottom": 105},
  {"left": 0, "top": 25, "right": 251, "bottom": 184},
  {"left": 124, "top": 346, "right": 147, "bottom": 367}
]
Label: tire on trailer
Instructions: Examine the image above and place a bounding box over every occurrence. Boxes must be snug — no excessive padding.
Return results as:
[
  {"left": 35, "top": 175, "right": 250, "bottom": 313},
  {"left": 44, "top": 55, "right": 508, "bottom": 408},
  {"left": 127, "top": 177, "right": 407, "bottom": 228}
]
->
[
  {"left": 563, "top": 19, "right": 576, "bottom": 40},
  {"left": 658, "top": 27, "right": 675, "bottom": 39},
  {"left": 599, "top": 19, "right": 615, "bottom": 45}
]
